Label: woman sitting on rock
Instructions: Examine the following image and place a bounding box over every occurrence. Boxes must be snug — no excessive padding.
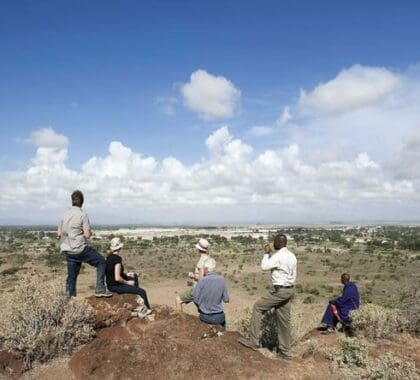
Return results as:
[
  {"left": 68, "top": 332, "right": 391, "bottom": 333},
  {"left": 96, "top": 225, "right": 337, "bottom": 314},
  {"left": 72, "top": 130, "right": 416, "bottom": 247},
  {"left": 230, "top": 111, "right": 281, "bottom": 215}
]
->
[{"left": 105, "top": 237, "right": 152, "bottom": 316}]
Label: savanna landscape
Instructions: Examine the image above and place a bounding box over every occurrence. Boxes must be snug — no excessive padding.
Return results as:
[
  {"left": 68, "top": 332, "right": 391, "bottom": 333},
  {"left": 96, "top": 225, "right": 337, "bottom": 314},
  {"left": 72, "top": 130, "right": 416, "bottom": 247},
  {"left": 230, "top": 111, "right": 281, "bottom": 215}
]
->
[{"left": 0, "top": 225, "right": 419, "bottom": 379}]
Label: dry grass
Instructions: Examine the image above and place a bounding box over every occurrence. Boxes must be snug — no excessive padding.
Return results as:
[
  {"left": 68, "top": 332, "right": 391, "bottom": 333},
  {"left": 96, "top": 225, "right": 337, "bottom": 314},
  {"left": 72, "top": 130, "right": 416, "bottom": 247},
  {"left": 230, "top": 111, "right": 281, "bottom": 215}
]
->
[
  {"left": 351, "top": 303, "right": 408, "bottom": 340},
  {"left": 229, "top": 300, "right": 319, "bottom": 350},
  {"left": 0, "top": 275, "right": 95, "bottom": 369},
  {"left": 367, "top": 352, "right": 418, "bottom": 380}
]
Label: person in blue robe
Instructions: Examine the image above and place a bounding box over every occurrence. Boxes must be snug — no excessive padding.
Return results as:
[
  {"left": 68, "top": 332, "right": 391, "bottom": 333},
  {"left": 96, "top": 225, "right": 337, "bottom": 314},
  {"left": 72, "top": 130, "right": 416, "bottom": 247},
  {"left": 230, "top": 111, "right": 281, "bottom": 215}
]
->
[{"left": 320, "top": 273, "right": 360, "bottom": 332}]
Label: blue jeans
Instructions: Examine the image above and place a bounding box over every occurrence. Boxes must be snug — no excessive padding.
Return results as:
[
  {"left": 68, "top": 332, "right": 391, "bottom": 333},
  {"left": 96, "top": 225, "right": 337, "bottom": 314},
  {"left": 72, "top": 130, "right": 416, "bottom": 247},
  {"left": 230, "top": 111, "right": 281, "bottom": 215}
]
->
[
  {"left": 108, "top": 274, "right": 151, "bottom": 309},
  {"left": 199, "top": 311, "right": 226, "bottom": 327},
  {"left": 64, "top": 246, "right": 107, "bottom": 297}
]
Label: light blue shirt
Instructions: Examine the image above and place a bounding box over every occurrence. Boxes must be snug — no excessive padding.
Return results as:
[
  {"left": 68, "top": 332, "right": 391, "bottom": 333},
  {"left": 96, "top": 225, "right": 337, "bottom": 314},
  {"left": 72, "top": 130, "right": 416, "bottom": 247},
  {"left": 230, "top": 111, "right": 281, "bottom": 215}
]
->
[{"left": 193, "top": 272, "right": 229, "bottom": 314}]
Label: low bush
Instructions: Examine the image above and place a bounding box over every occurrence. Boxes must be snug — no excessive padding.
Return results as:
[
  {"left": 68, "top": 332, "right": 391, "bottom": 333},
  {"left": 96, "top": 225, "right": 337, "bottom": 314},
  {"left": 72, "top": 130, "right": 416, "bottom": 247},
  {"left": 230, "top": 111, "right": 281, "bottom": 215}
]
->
[
  {"left": 230, "top": 307, "right": 252, "bottom": 338},
  {"left": 332, "top": 336, "right": 368, "bottom": 368},
  {"left": 351, "top": 304, "right": 408, "bottom": 340},
  {"left": 397, "top": 286, "right": 420, "bottom": 336},
  {"left": 367, "top": 353, "right": 418, "bottom": 380},
  {"left": 229, "top": 307, "right": 279, "bottom": 348},
  {"left": 41, "top": 252, "right": 65, "bottom": 268},
  {"left": 230, "top": 301, "right": 319, "bottom": 349},
  {"left": 0, "top": 275, "right": 95, "bottom": 369},
  {"left": 303, "top": 295, "right": 314, "bottom": 304},
  {"left": 0, "top": 267, "right": 20, "bottom": 276}
]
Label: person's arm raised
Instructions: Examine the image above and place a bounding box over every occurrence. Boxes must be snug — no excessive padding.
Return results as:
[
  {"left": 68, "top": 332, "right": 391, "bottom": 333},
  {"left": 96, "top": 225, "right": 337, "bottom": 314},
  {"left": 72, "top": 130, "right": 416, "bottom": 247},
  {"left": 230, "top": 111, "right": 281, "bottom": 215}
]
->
[{"left": 261, "top": 248, "right": 280, "bottom": 271}]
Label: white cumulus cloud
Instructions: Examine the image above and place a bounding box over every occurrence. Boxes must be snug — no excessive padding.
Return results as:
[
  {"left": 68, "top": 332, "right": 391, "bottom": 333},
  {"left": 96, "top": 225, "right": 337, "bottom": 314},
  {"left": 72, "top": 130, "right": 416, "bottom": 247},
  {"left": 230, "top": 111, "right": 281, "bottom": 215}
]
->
[
  {"left": 0, "top": 125, "right": 417, "bottom": 223},
  {"left": 27, "top": 127, "right": 69, "bottom": 148},
  {"left": 181, "top": 69, "right": 241, "bottom": 120},
  {"left": 299, "top": 64, "right": 401, "bottom": 114},
  {"left": 3, "top": 64, "right": 420, "bottom": 223}
]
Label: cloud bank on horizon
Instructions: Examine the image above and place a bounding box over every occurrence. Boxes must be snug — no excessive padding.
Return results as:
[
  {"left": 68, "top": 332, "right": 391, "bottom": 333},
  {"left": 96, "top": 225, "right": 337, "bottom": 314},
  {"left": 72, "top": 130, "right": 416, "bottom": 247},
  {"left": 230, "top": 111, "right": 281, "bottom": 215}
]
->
[{"left": 1, "top": 64, "right": 419, "bottom": 224}]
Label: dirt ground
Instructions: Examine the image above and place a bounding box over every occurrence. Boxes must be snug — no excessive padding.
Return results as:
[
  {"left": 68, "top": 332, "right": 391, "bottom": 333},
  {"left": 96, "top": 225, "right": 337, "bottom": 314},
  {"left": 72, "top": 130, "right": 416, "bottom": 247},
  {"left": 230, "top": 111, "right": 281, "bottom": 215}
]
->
[
  {"left": 8, "top": 295, "right": 417, "bottom": 380},
  {"left": 25, "top": 298, "right": 330, "bottom": 380}
]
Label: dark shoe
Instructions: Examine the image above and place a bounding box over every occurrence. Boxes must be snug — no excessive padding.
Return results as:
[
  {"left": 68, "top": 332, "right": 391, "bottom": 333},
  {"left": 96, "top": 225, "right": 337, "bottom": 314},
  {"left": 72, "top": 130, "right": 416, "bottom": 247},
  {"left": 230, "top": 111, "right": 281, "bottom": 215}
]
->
[
  {"left": 95, "top": 290, "right": 113, "bottom": 298},
  {"left": 321, "top": 326, "right": 337, "bottom": 335},
  {"left": 277, "top": 351, "right": 292, "bottom": 361},
  {"left": 238, "top": 337, "right": 260, "bottom": 351}
]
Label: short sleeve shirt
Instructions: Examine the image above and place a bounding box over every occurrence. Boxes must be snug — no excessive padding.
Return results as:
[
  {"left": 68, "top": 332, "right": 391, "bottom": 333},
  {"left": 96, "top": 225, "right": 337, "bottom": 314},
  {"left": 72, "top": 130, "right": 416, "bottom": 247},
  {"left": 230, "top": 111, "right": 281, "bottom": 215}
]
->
[
  {"left": 195, "top": 254, "right": 209, "bottom": 277},
  {"left": 59, "top": 207, "right": 91, "bottom": 254},
  {"left": 106, "top": 253, "right": 124, "bottom": 288}
]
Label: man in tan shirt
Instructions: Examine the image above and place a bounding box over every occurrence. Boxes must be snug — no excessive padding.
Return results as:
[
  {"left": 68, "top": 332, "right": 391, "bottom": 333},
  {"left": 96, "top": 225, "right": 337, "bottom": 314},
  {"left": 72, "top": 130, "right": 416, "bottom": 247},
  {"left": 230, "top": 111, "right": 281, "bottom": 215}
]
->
[{"left": 58, "top": 190, "right": 112, "bottom": 298}]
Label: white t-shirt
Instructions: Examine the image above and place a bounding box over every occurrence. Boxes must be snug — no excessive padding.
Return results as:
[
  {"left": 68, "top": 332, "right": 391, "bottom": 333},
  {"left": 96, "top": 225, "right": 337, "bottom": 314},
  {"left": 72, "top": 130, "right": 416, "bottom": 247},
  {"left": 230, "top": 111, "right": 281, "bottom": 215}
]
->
[
  {"left": 195, "top": 253, "right": 209, "bottom": 277},
  {"left": 261, "top": 247, "right": 297, "bottom": 286}
]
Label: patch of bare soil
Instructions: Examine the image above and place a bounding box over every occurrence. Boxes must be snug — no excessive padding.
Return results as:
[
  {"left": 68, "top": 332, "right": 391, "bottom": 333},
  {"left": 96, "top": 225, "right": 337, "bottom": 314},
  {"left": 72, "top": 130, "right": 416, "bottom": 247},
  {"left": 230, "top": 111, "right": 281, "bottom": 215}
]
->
[
  {"left": 69, "top": 307, "right": 281, "bottom": 379},
  {"left": 5, "top": 295, "right": 419, "bottom": 380},
  {"left": 0, "top": 351, "right": 24, "bottom": 379},
  {"left": 67, "top": 296, "right": 334, "bottom": 380}
]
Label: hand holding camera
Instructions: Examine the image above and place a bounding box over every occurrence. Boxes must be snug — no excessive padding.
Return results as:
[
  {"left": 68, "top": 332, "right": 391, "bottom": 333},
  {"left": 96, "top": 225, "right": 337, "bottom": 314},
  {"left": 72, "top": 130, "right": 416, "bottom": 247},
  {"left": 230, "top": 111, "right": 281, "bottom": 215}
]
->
[{"left": 264, "top": 243, "right": 272, "bottom": 254}]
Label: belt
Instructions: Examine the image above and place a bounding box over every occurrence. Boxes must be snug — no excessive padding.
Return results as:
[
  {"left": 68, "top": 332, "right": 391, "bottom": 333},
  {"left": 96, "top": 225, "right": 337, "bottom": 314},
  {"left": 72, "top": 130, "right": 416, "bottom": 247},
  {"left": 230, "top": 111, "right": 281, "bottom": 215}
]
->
[
  {"left": 198, "top": 309, "right": 225, "bottom": 316},
  {"left": 273, "top": 285, "right": 294, "bottom": 290}
]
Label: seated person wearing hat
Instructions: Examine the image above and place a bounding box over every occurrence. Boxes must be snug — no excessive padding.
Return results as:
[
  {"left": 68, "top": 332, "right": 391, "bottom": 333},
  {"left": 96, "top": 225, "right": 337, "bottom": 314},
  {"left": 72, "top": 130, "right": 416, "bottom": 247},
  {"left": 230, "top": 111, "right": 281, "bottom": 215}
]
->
[
  {"left": 193, "top": 257, "right": 229, "bottom": 328},
  {"left": 106, "top": 237, "right": 152, "bottom": 315},
  {"left": 176, "top": 238, "right": 210, "bottom": 312}
]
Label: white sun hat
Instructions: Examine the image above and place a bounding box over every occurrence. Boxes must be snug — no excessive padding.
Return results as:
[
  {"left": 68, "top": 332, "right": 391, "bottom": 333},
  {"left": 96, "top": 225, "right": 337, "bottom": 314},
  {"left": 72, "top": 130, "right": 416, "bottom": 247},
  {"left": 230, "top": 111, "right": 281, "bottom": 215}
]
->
[
  {"left": 195, "top": 238, "right": 209, "bottom": 253},
  {"left": 110, "top": 237, "right": 124, "bottom": 252}
]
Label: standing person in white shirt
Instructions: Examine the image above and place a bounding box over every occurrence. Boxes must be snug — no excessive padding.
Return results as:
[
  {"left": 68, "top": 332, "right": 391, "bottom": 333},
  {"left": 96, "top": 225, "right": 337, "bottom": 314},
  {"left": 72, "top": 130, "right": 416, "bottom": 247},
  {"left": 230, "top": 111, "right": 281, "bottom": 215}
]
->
[{"left": 239, "top": 234, "right": 297, "bottom": 360}]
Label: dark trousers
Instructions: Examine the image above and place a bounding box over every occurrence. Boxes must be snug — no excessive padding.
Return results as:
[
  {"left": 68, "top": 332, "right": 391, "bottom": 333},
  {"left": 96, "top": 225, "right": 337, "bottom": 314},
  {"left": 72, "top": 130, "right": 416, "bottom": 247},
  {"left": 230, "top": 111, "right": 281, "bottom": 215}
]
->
[
  {"left": 64, "top": 246, "right": 107, "bottom": 297},
  {"left": 321, "top": 304, "right": 338, "bottom": 327},
  {"left": 199, "top": 311, "right": 226, "bottom": 327},
  {"left": 108, "top": 273, "right": 151, "bottom": 309}
]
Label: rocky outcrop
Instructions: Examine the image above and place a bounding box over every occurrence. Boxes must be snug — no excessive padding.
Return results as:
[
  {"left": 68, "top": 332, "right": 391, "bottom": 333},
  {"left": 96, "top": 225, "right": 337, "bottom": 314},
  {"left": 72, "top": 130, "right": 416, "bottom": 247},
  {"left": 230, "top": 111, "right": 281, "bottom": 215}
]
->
[{"left": 86, "top": 294, "right": 139, "bottom": 328}]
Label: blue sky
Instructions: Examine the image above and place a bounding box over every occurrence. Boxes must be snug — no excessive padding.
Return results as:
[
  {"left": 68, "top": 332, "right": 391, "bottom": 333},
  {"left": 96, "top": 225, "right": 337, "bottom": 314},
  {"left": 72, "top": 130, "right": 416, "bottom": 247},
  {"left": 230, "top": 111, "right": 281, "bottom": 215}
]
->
[{"left": 1, "top": 1, "right": 420, "bottom": 224}]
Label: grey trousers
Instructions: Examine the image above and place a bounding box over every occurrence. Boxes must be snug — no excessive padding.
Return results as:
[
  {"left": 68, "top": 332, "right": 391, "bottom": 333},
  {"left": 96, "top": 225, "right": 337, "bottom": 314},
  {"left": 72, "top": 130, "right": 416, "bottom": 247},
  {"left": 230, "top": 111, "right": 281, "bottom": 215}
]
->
[{"left": 250, "top": 286, "right": 294, "bottom": 355}]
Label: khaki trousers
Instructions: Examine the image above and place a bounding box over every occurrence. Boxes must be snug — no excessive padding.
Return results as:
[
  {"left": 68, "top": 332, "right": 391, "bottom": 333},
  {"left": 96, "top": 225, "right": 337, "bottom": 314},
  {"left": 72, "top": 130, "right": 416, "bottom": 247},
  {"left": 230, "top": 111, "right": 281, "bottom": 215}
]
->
[{"left": 250, "top": 286, "right": 294, "bottom": 355}]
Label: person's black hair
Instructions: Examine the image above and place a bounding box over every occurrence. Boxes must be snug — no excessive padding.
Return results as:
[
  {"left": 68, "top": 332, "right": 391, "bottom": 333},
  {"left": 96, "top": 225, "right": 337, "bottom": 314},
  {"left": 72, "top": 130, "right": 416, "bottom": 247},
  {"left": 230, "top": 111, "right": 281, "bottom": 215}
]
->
[
  {"left": 71, "top": 190, "right": 84, "bottom": 207},
  {"left": 273, "top": 234, "right": 287, "bottom": 250},
  {"left": 341, "top": 273, "right": 350, "bottom": 283}
]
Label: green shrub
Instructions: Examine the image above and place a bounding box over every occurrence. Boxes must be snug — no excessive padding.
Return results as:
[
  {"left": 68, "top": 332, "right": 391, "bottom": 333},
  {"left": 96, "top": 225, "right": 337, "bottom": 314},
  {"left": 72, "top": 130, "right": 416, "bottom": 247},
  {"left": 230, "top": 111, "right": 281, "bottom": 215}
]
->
[
  {"left": 351, "top": 304, "right": 408, "bottom": 340},
  {"left": 306, "top": 286, "right": 320, "bottom": 296},
  {"left": 290, "top": 301, "right": 320, "bottom": 346},
  {"left": 0, "top": 275, "right": 95, "bottom": 369},
  {"left": 230, "top": 307, "right": 252, "bottom": 338},
  {"left": 367, "top": 353, "right": 418, "bottom": 380},
  {"left": 333, "top": 336, "right": 368, "bottom": 368},
  {"left": 0, "top": 267, "right": 20, "bottom": 276},
  {"left": 230, "top": 301, "right": 319, "bottom": 349},
  {"left": 397, "top": 286, "right": 420, "bottom": 336},
  {"left": 41, "top": 252, "right": 65, "bottom": 268},
  {"left": 229, "top": 307, "right": 279, "bottom": 349},
  {"left": 303, "top": 295, "right": 314, "bottom": 304}
]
